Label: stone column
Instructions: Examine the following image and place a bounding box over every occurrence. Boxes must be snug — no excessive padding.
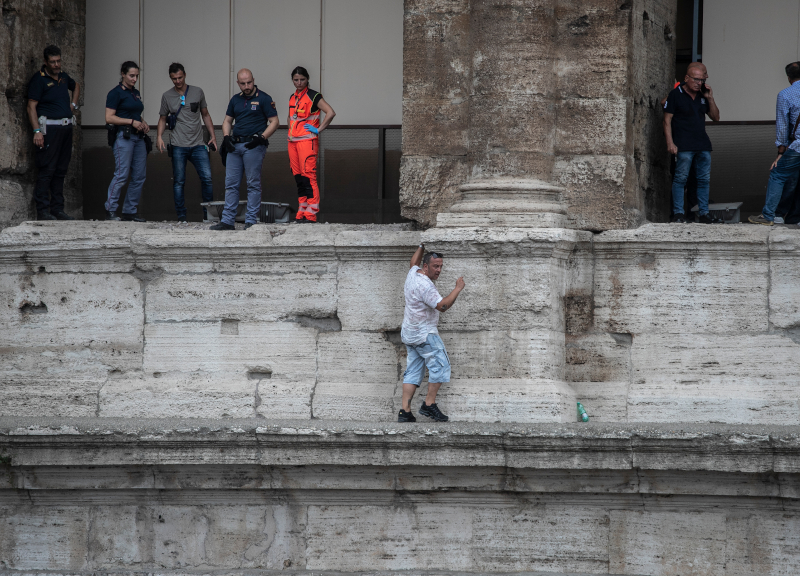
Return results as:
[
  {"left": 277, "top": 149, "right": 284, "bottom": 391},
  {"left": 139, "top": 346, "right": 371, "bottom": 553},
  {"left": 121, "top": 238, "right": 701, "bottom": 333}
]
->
[{"left": 401, "top": 0, "right": 678, "bottom": 230}]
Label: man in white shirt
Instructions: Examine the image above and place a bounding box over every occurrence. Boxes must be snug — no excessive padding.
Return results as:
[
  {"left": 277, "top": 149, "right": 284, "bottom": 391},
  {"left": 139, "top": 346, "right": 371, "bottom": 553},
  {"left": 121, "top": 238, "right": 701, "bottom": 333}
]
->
[{"left": 399, "top": 244, "right": 466, "bottom": 422}]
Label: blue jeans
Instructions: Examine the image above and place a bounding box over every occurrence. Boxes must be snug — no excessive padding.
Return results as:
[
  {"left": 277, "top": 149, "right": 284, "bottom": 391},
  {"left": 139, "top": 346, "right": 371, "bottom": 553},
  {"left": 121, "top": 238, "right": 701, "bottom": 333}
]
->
[
  {"left": 672, "top": 151, "right": 711, "bottom": 216},
  {"left": 403, "top": 333, "right": 451, "bottom": 386},
  {"left": 105, "top": 132, "right": 147, "bottom": 214},
  {"left": 222, "top": 142, "right": 266, "bottom": 225},
  {"left": 762, "top": 149, "right": 800, "bottom": 221},
  {"left": 172, "top": 145, "right": 213, "bottom": 220}
]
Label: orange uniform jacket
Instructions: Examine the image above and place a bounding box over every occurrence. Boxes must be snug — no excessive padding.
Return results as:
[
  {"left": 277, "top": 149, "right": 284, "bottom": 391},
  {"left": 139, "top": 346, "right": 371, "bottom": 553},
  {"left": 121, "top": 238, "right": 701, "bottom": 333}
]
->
[{"left": 288, "top": 88, "right": 321, "bottom": 141}]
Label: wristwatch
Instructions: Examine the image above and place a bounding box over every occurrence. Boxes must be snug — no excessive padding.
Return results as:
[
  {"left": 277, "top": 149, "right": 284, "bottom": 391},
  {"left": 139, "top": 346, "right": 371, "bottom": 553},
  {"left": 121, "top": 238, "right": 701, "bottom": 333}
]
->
[{"left": 71, "top": 103, "right": 79, "bottom": 110}]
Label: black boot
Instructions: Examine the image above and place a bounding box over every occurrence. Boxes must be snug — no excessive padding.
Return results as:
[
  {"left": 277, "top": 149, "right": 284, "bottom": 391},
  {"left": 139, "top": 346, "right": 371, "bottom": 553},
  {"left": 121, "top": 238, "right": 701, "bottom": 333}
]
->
[
  {"left": 37, "top": 212, "right": 57, "bottom": 221},
  {"left": 121, "top": 213, "right": 146, "bottom": 222},
  {"left": 51, "top": 210, "right": 74, "bottom": 220},
  {"left": 106, "top": 211, "right": 121, "bottom": 221}
]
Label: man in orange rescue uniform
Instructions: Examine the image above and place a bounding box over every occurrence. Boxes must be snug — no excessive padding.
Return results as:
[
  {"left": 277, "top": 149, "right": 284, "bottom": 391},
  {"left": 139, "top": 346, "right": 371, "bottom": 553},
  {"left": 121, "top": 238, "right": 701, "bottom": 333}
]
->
[{"left": 287, "top": 66, "right": 335, "bottom": 223}]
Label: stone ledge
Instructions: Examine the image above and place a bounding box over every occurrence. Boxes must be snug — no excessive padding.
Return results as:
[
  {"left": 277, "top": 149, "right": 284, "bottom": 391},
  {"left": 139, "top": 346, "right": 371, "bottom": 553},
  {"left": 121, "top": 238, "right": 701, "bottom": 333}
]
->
[
  {"left": 0, "top": 569, "right": 622, "bottom": 576},
  {"left": 1, "top": 418, "right": 797, "bottom": 473}
]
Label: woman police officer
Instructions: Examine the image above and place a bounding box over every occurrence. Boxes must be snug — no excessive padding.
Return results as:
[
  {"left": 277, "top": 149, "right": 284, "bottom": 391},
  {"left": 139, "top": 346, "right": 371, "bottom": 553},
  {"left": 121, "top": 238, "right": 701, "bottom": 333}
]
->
[
  {"left": 287, "top": 66, "right": 335, "bottom": 223},
  {"left": 104, "top": 61, "right": 149, "bottom": 221}
]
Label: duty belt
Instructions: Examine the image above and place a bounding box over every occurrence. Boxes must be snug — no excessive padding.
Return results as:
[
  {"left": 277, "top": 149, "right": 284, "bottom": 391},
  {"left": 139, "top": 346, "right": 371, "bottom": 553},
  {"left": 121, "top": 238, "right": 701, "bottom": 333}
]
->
[
  {"left": 231, "top": 135, "right": 261, "bottom": 144},
  {"left": 45, "top": 118, "right": 73, "bottom": 126}
]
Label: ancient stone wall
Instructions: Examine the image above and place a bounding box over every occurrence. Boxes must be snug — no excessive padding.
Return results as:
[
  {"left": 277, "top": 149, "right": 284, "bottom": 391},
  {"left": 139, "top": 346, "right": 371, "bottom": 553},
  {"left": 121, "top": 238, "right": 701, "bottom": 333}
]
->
[
  {"left": 0, "top": 0, "right": 85, "bottom": 229},
  {"left": 2, "top": 222, "right": 799, "bottom": 425},
  {"left": 1, "top": 420, "right": 799, "bottom": 575},
  {"left": 400, "top": 0, "right": 677, "bottom": 230}
]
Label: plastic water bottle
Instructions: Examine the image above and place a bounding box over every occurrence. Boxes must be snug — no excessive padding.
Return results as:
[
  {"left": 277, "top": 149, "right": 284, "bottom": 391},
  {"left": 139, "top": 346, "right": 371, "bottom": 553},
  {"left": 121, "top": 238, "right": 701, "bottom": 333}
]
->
[{"left": 577, "top": 402, "right": 589, "bottom": 422}]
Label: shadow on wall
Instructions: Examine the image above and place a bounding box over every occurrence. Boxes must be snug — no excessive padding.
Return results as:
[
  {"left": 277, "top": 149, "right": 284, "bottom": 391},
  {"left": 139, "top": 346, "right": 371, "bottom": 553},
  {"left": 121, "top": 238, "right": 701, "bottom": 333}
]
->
[{"left": 82, "top": 128, "right": 405, "bottom": 224}]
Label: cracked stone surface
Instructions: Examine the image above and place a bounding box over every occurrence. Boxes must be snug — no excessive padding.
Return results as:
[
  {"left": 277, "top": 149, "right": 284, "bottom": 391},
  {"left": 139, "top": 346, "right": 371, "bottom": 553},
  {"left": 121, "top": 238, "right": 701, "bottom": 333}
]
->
[{"left": 3, "top": 222, "right": 799, "bottom": 426}]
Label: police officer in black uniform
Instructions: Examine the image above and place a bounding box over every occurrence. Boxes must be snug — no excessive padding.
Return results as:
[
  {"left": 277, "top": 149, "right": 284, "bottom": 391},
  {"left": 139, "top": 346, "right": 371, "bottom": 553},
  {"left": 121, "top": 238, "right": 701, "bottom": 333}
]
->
[{"left": 26, "top": 45, "right": 79, "bottom": 221}]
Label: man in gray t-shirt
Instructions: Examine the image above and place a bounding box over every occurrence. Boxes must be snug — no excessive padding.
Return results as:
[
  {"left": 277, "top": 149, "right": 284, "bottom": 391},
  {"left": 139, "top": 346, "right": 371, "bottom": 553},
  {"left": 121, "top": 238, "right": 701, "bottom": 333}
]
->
[{"left": 156, "top": 63, "right": 217, "bottom": 222}]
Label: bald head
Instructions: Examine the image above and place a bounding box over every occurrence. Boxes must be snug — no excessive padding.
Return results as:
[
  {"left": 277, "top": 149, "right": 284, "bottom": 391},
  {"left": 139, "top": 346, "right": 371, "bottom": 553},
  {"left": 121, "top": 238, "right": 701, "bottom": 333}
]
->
[
  {"left": 236, "top": 68, "right": 255, "bottom": 95},
  {"left": 686, "top": 62, "right": 708, "bottom": 79}
]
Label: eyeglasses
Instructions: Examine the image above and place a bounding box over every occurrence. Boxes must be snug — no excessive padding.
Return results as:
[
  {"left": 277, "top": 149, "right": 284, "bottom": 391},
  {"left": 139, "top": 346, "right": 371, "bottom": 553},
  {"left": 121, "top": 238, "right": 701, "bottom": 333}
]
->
[
  {"left": 687, "top": 76, "right": 705, "bottom": 82},
  {"left": 180, "top": 94, "right": 186, "bottom": 106},
  {"left": 428, "top": 252, "right": 443, "bottom": 259}
]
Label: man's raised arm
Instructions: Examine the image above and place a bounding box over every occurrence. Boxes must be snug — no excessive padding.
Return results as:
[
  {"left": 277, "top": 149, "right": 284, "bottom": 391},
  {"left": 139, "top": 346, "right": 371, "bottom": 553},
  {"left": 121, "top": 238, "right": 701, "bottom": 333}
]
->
[{"left": 410, "top": 243, "right": 424, "bottom": 269}]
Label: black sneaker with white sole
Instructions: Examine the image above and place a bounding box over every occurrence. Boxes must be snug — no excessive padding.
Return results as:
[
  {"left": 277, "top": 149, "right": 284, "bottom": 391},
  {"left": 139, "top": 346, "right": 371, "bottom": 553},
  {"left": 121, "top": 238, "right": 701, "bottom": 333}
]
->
[
  {"left": 398, "top": 409, "right": 416, "bottom": 423},
  {"left": 419, "top": 402, "right": 449, "bottom": 422}
]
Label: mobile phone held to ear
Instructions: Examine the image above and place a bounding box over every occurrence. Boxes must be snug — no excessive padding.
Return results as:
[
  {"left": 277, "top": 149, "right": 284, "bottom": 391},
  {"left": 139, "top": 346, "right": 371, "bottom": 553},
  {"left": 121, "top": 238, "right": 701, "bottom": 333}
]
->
[{"left": 701, "top": 81, "right": 710, "bottom": 95}]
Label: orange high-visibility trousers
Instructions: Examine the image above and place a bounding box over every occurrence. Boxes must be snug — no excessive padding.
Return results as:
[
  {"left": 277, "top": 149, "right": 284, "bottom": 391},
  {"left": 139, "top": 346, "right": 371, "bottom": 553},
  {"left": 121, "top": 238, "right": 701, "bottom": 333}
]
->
[{"left": 288, "top": 139, "right": 320, "bottom": 222}]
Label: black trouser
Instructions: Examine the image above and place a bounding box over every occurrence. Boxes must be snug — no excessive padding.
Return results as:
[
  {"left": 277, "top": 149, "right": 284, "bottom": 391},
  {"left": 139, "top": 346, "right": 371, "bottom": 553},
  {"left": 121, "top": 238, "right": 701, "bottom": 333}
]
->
[{"left": 34, "top": 124, "right": 73, "bottom": 214}]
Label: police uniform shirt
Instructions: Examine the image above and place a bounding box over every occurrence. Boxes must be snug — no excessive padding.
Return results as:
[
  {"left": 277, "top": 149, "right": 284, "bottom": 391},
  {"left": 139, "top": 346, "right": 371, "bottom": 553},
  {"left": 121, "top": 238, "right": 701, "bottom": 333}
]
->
[
  {"left": 106, "top": 84, "right": 144, "bottom": 121},
  {"left": 27, "top": 67, "right": 76, "bottom": 119},
  {"left": 225, "top": 87, "right": 278, "bottom": 137},
  {"left": 663, "top": 85, "right": 713, "bottom": 152}
]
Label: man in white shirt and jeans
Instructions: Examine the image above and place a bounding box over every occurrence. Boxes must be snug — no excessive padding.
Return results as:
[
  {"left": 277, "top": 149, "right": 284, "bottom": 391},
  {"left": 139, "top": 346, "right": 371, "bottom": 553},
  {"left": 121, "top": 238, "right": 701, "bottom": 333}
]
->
[{"left": 399, "top": 243, "right": 466, "bottom": 422}]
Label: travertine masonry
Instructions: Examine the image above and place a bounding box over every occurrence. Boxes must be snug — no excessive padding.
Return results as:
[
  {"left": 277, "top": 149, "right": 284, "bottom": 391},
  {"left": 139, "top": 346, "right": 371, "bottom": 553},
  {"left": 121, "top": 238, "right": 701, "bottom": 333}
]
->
[
  {"left": 0, "top": 418, "right": 799, "bottom": 575},
  {"left": 401, "top": 0, "right": 677, "bottom": 230},
  {"left": 2, "top": 222, "right": 799, "bottom": 425}
]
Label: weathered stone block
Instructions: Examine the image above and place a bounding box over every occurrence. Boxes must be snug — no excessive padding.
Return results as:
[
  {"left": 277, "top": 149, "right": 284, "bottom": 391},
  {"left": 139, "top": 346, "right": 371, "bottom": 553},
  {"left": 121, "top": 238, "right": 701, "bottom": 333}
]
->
[
  {"left": 312, "top": 331, "right": 399, "bottom": 420},
  {"left": 725, "top": 514, "right": 800, "bottom": 576},
  {"left": 609, "top": 510, "right": 727, "bottom": 576},
  {"left": 0, "top": 272, "right": 143, "bottom": 377},
  {"left": 404, "top": 378, "right": 576, "bottom": 423},
  {"left": 99, "top": 374, "right": 256, "bottom": 419},
  {"left": 145, "top": 271, "right": 338, "bottom": 323},
  {"left": 571, "top": 380, "right": 628, "bottom": 422},
  {"left": 555, "top": 97, "right": 628, "bottom": 156},
  {"left": 0, "top": 379, "right": 101, "bottom": 417},
  {"left": 399, "top": 155, "right": 469, "bottom": 228},
  {"left": 401, "top": 97, "right": 469, "bottom": 156},
  {"left": 769, "top": 227, "right": 800, "bottom": 329},
  {"left": 627, "top": 333, "right": 800, "bottom": 424},
  {"left": 336, "top": 260, "right": 407, "bottom": 331},
  {"left": 403, "top": 1, "right": 470, "bottom": 100},
  {"left": 469, "top": 93, "right": 556, "bottom": 155},
  {"left": 143, "top": 321, "right": 316, "bottom": 379},
  {"left": 0, "top": 506, "right": 88, "bottom": 570},
  {"left": 593, "top": 225, "right": 770, "bottom": 334},
  {"left": 471, "top": 505, "right": 610, "bottom": 573},
  {"left": 444, "top": 329, "right": 565, "bottom": 381},
  {"left": 87, "top": 506, "right": 148, "bottom": 567},
  {"left": 307, "top": 504, "right": 473, "bottom": 571},
  {"left": 555, "top": 154, "right": 634, "bottom": 230},
  {"left": 566, "top": 332, "right": 631, "bottom": 383}
]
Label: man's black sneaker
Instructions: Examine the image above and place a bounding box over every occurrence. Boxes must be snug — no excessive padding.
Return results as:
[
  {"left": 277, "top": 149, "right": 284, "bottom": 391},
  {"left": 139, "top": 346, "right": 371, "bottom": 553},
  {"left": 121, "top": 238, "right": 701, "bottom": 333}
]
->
[
  {"left": 121, "top": 213, "right": 146, "bottom": 222},
  {"left": 244, "top": 222, "right": 256, "bottom": 230},
  {"left": 51, "top": 211, "right": 73, "bottom": 220},
  {"left": 37, "top": 212, "right": 57, "bottom": 221},
  {"left": 698, "top": 213, "right": 724, "bottom": 224},
  {"left": 670, "top": 213, "right": 686, "bottom": 223},
  {"left": 105, "top": 211, "right": 121, "bottom": 221},
  {"left": 397, "top": 409, "right": 416, "bottom": 423},
  {"left": 210, "top": 222, "right": 235, "bottom": 231},
  {"left": 419, "top": 402, "right": 449, "bottom": 422}
]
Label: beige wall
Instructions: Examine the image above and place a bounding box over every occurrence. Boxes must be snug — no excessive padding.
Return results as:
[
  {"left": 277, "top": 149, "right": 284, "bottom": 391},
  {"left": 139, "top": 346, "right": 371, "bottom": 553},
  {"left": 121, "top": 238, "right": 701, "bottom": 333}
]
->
[
  {"left": 84, "top": 0, "right": 402, "bottom": 126},
  {"left": 703, "top": 0, "right": 800, "bottom": 121}
]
